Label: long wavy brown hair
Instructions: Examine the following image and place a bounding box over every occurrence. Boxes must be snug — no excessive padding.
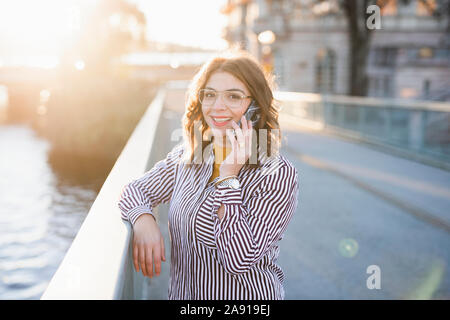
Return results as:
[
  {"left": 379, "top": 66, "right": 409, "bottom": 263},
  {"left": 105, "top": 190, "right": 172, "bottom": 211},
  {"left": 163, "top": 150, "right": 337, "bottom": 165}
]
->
[{"left": 182, "top": 49, "right": 281, "bottom": 168}]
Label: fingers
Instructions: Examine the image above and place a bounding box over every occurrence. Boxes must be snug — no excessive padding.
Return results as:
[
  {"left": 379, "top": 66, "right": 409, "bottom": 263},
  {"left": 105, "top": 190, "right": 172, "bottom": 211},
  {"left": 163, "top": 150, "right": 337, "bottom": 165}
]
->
[
  {"left": 241, "top": 115, "right": 248, "bottom": 131},
  {"left": 225, "top": 129, "right": 238, "bottom": 164},
  {"left": 161, "top": 236, "right": 166, "bottom": 262},
  {"left": 133, "top": 240, "right": 165, "bottom": 278},
  {"left": 226, "top": 117, "right": 254, "bottom": 165},
  {"left": 151, "top": 237, "right": 166, "bottom": 277},
  {"left": 133, "top": 221, "right": 165, "bottom": 278},
  {"left": 139, "top": 245, "right": 148, "bottom": 277},
  {"left": 245, "top": 119, "right": 252, "bottom": 153},
  {"left": 231, "top": 116, "right": 253, "bottom": 146},
  {"left": 146, "top": 245, "right": 157, "bottom": 278},
  {"left": 133, "top": 241, "right": 140, "bottom": 273},
  {"left": 153, "top": 242, "right": 164, "bottom": 277},
  {"left": 226, "top": 128, "right": 237, "bottom": 149},
  {"left": 230, "top": 118, "right": 244, "bottom": 143}
]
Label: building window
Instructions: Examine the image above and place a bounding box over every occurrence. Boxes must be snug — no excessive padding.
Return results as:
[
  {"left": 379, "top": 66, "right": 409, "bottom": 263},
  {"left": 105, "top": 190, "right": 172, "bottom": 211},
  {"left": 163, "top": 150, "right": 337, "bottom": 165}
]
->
[
  {"left": 383, "top": 75, "right": 394, "bottom": 98},
  {"left": 369, "top": 76, "right": 394, "bottom": 98},
  {"left": 435, "top": 48, "right": 450, "bottom": 59},
  {"left": 423, "top": 79, "right": 431, "bottom": 99},
  {"left": 373, "top": 47, "right": 397, "bottom": 67},
  {"left": 418, "top": 47, "right": 434, "bottom": 59},
  {"left": 315, "top": 48, "right": 336, "bottom": 94}
]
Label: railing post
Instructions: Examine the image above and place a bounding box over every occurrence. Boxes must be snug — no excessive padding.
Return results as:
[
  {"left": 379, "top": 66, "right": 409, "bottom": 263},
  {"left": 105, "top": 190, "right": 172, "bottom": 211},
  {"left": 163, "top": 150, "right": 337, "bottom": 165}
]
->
[
  {"left": 409, "top": 109, "right": 425, "bottom": 151},
  {"left": 383, "top": 107, "right": 392, "bottom": 143},
  {"left": 358, "top": 105, "right": 367, "bottom": 135},
  {"left": 322, "top": 98, "right": 332, "bottom": 128}
]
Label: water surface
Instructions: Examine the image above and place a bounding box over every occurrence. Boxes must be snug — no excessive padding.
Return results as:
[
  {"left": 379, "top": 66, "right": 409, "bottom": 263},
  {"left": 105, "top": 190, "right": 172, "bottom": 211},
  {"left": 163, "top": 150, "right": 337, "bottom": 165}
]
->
[{"left": 0, "top": 125, "right": 97, "bottom": 299}]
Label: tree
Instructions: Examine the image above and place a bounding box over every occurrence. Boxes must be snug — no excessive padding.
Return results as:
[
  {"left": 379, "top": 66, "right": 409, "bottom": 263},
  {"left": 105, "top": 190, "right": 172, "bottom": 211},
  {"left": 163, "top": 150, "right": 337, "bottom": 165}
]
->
[
  {"left": 278, "top": 0, "right": 449, "bottom": 96},
  {"left": 340, "top": 0, "right": 379, "bottom": 96},
  {"left": 338, "top": 0, "right": 449, "bottom": 96}
]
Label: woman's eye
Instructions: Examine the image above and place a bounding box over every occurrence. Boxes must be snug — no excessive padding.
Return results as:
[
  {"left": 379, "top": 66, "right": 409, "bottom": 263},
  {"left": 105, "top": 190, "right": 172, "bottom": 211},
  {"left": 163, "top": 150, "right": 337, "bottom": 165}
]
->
[
  {"left": 205, "top": 92, "right": 216, "bottom": 98},
  {"left": 228, "top": 94, "right": 241, "bottom": 100}
]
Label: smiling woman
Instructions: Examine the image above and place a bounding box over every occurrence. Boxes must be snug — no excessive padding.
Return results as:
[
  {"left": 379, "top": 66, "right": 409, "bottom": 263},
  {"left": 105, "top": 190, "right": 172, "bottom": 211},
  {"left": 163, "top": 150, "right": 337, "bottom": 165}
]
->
[{"left": 118, "top": 49, "right": 299, "bottom": 300}]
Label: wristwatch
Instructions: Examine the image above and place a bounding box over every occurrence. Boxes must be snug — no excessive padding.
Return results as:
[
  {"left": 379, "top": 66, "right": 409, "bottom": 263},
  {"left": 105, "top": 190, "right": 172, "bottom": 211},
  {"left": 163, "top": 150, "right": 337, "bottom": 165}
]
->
[{"left": 216, "top": 177, "right": 240, "bottom": 190}]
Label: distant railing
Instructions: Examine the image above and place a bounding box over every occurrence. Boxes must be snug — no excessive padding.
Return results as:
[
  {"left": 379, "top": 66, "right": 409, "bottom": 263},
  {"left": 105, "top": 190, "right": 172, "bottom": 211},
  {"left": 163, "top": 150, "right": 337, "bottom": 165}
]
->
[
  {"left": 276, "top": 92, "right": 450, "bottom": 171},
  {"left": 41, "top": 88, "right": 167, "bottom": 299}
]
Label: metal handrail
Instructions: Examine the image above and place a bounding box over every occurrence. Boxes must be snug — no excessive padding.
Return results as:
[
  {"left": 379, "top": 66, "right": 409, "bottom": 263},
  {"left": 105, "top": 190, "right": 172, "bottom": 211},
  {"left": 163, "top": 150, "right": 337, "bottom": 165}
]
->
[
  {"left": 275, "top": 91, "right": 450, "bottom": 112},
  {"left": 275, "top": 91, "right": 450, "bottom": 170}
]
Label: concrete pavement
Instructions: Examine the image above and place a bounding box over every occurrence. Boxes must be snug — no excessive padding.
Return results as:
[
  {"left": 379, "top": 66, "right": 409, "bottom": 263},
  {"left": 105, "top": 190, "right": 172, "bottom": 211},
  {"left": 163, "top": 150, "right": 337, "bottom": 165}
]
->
[{"left": 279, "top": 122, "right": 450, "bottom": 299}]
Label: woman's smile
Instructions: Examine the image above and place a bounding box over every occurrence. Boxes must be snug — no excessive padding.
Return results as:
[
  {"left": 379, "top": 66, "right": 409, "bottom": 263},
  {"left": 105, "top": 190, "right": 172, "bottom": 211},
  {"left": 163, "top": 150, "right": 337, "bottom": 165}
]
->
[{"left": 210, "top": 116, "right": 233, "bottom": 127}]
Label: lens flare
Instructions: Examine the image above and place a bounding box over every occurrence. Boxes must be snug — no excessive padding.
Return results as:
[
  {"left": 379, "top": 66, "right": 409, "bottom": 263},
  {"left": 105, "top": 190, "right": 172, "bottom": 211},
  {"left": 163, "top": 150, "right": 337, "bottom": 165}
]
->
[{"left": 338, "top": 238, "right": 359, "bottom": 258}]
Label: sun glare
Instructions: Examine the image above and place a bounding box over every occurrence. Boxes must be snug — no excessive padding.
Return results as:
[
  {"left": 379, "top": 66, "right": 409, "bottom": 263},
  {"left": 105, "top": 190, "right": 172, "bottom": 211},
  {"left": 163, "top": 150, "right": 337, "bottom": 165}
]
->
[
  {"left": 0, "top": 0, "right": 227, "bottom": 69},
  {"left": 0, "top": 0, "right": 95, "bottom": 67},
  {"left": 129, "top": 0, "right": 228, "bottom": 50}
]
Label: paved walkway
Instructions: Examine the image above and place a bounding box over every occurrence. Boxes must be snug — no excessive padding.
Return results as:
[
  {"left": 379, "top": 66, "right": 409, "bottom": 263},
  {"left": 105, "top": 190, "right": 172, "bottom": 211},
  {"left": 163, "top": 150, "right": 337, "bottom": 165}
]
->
[
  {"left": 278, "top": 122, "right": 450, "bottom": 299},
  {"left": 145, "top": 97, "right": 450, "bottom": 299}
]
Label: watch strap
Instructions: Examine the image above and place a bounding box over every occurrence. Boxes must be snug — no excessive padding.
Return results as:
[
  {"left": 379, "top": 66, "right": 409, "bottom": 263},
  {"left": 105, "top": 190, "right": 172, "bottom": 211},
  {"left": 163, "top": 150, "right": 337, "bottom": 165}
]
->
[
  {"left": 214, "top": 175, "right": 237, "bottom": 186},
  {"left": 216, "top": 176, "right": 240, "bottom": 190}
]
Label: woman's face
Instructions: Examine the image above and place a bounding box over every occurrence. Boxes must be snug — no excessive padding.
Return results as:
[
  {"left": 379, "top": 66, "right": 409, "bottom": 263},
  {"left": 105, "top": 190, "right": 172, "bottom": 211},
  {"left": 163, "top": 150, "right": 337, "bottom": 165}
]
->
[{"left": 201, "top": 71, "right": 252, "bottom": 140}]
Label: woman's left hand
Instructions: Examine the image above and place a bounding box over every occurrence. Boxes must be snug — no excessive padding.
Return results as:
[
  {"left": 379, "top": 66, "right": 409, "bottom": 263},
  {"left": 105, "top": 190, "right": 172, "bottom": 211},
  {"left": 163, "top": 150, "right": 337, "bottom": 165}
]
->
[{"left": 220, "top": 115, "right": 253, "bottom": 177}]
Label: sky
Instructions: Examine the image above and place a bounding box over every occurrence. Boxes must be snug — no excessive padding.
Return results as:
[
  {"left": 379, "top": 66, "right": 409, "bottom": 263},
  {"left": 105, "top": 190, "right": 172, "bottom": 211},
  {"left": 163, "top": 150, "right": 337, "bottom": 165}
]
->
[
  {"left": 125, "top": 0, "right": 228, "bottom": 50},
  {"left": 0, "top": 0, "right": 229, "bottom": 61}
]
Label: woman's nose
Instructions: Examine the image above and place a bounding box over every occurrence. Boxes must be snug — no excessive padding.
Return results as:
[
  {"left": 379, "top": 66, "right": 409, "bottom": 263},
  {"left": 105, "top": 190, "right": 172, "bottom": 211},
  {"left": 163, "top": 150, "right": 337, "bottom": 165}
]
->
[{"left": 212, "top": 94, "right": 227, "bottom": 110}]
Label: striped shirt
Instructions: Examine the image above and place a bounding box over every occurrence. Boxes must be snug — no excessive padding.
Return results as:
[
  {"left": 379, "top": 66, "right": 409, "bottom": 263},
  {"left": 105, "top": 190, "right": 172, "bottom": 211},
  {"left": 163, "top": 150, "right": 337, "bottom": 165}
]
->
[{"left": 118, "top": 142, "right": 299, "bottom": 300}]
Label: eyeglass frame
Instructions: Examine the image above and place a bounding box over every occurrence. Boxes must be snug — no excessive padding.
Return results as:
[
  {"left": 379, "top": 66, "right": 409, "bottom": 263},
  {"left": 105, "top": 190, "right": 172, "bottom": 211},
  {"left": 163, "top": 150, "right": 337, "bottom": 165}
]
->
[{"left": 198, "top": 88, "right": 252, "bottom": 108}]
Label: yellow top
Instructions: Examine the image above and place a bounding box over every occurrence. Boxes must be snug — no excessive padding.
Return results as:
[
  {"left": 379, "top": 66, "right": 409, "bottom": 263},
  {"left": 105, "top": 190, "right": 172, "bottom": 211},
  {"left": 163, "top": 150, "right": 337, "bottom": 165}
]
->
[{"left": 208, "top": 142, "right": 232, "bottom": 184}]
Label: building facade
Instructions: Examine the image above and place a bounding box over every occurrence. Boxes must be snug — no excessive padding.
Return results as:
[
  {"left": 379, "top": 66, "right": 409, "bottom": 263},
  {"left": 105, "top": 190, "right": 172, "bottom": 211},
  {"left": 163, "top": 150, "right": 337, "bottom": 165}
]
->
[{"left": 221, "top": 0, "right": 450, "bottom": 101}]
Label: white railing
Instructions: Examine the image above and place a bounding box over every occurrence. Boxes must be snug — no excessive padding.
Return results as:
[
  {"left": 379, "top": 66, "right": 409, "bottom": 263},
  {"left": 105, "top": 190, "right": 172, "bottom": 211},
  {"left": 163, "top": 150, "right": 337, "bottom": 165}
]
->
[{"left": 41, "top": 89, "right": 167, "bottom": 299}]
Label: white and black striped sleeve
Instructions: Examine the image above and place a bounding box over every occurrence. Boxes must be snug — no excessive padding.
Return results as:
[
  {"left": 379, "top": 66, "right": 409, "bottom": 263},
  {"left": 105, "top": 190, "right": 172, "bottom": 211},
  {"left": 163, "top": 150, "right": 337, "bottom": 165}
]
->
[
  {"left": 118, "top": 144, "right": 183, "bottom": 226},
  {"left": 211, "top": 163, "right": 299, "bottom": 275}
]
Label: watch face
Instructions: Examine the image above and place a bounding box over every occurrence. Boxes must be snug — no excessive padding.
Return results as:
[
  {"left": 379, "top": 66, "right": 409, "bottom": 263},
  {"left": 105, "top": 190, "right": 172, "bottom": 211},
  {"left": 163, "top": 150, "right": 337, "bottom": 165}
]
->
[{"left": 230, "top": 179, "right": 240, "bottom": 189}]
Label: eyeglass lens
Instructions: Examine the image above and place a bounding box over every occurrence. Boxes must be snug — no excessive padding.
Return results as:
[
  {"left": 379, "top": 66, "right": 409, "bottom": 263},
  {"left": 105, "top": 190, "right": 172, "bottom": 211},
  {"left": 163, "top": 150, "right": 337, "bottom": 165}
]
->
[{"left": 200, "top": 90, "right": 245, "bottom": 108}]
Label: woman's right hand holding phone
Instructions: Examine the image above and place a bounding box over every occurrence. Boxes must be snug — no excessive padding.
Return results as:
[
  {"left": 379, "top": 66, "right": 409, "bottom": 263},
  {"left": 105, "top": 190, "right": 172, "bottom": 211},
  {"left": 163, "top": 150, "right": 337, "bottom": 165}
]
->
[{"left": 132, "top": 214, "right": 166, "bottom": 278}]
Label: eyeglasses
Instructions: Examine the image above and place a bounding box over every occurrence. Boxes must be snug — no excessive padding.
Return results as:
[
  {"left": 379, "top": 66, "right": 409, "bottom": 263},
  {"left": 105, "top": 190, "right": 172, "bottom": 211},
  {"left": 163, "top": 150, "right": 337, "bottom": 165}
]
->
[{"left": 198, "top": 89, "right": 251, "bottom": 108}]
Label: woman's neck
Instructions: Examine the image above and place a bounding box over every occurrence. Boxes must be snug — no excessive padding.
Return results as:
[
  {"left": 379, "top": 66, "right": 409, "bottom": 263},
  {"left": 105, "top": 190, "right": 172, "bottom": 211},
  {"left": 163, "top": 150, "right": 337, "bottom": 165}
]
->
[{"left": 212, "top": 135, "right": 230, "bottom": 164}]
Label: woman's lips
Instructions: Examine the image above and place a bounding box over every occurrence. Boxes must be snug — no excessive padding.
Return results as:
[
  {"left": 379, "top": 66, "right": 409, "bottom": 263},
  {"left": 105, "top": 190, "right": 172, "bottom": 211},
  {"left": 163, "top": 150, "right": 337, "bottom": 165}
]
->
[{"left": 211, "top": 117, "right": 232, "bottom": 127}]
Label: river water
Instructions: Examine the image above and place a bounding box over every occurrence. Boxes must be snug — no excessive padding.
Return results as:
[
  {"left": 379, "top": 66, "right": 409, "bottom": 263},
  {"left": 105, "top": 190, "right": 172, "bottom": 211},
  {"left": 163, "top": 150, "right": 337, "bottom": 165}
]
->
[{"left": 0, "top": 124, "right": 97, "bottom": 299}]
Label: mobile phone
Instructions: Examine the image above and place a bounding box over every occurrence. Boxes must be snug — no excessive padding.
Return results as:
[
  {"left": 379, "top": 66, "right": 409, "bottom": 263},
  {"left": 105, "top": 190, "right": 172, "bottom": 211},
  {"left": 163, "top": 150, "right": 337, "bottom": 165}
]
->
[{"left": 237, "top": 100, "right": 260, "bottom": 128}]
